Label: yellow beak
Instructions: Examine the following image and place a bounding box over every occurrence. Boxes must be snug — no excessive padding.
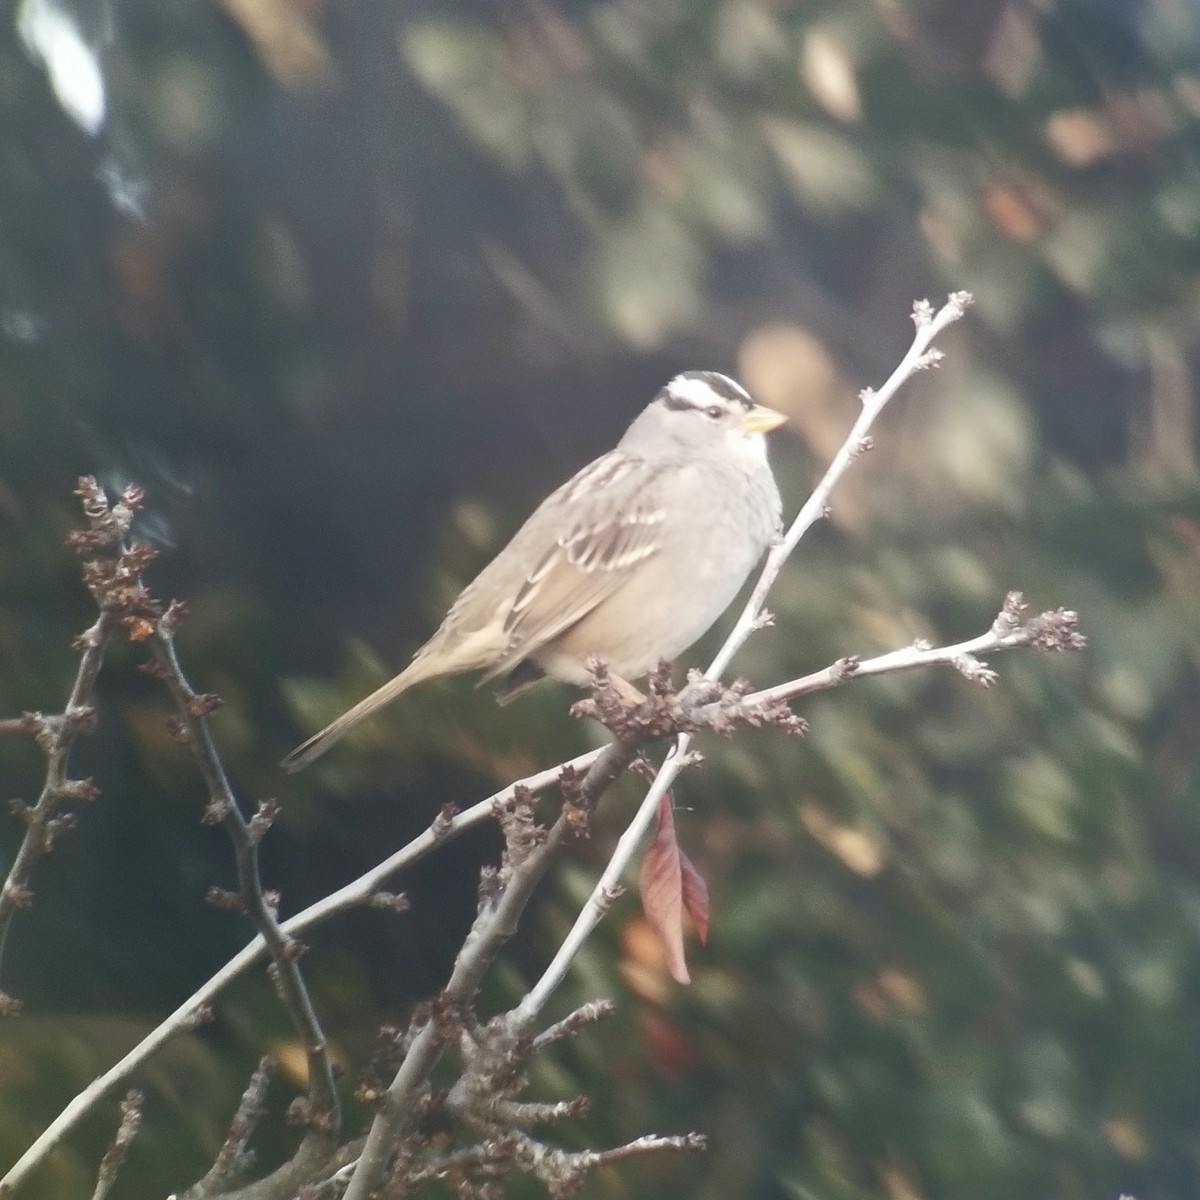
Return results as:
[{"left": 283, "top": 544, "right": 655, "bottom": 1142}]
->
[{"left": 741, "top": 404, "right": 787, "bottom": 434}]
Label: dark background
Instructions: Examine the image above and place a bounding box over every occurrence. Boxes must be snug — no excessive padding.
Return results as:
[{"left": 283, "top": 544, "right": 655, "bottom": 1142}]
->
[{"left": 2, "top": 0, "right": 1200, "bottom": 1196}]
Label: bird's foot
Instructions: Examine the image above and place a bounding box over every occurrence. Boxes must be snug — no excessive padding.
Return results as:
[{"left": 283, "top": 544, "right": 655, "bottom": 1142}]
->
[{"left": 608, "top": 672, "right": 647, "bottom": 708}]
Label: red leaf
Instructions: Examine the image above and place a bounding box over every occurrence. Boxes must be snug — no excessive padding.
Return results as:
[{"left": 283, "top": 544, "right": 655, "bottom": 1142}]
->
[
  {"left": 639, "top": 795, "right": 709, "bottom": 984},
  {"left": 679, "top": 848, "right": 709, "bottom": 945}
]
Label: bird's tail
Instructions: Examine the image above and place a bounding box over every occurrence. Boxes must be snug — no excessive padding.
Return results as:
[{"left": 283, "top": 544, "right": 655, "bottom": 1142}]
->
[{"left": 280, "top": 659, "right": 437, "bottom": 773}]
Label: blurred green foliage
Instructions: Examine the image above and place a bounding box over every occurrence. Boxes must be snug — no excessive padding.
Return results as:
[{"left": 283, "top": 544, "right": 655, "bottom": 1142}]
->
[{"left": 2, "top": 0, "right": 1200, "bottom": 1196}]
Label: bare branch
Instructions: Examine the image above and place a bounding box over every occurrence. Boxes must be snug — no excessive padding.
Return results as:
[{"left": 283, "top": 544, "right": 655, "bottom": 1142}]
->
[
  {"left": 0, "top": 479, "right": 347, "bottom": 1200},
  {"left": 0, "top": 749, "right": 604, "bottom": 1196},
  {"left": 513, "top": 293, "right": 978, "bottom": 1028},
  {"left": 148, "top": 618, "right": 341, "bottom": 1198},
  {"left": 6, "top": 297, "right": 1084, "bottom": 1200},
  {"left": 733, "top": 594, "right": 1087, "bottom": 712},
  {"left": 0, "top": 476, "right": 146, "bottom": 1011},
  {"left": 341, "top": 742, "right": 639, "bottom": 1200},
  {"left": 186, "top": 1059, "right": 275, "bottom": 1197},
  {"left": 317, "top": 996, "right": 695, "bottom": 1199},
  {"left": 530, "top": 999, "right": 616, "bottom": 1053},
  {"left": 569, "top": 1130, "right": 708, "bottom": 1169},
  {"left": 89, "top": 1090, "right": 143, "bottom": 1200}
]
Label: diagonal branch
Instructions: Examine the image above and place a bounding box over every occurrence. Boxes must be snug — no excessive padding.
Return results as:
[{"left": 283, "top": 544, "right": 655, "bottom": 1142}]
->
[
  {"left": 147, "top": 611, "right": 341, "bottom": 1199},
  {"left": 512, "top": 293, "right": 975, "bottom": 1028},
  {"left": 0, "top": 748, "right": 604, "bottom": 1196},
  {"left": 0, "top": 479, "right": 343, "bottom": 1200},
  {"left": 338, "top": 293, "right": 979, "bottom": 1197},
  {"left": 10, "top": 295, "right": 1068, "bottom": 1200},
  {"left": 0, "top": 295, "right": 977, "bottom": 1196},
  {"left": 340, "top": 740, "right": 637, "bottom": 1200},
  {"left": 4, "top": 587, "right": 1079, "bottom": 1197}
]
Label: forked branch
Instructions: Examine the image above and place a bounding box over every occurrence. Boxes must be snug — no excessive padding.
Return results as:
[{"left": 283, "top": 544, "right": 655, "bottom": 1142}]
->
[{"left": 2, "top": 294, "right": 1089, "bottom": 1200}]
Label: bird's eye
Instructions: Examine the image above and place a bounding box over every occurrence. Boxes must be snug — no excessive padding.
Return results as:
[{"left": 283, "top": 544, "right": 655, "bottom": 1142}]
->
[{"left": 704, "top": 405, "right": 723, "bottom": 419}]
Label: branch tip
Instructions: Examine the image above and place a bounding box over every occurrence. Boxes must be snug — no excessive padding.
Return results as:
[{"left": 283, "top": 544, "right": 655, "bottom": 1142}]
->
[
  {"left": 1028, "top": 607, "right": 1087, "bottom": 652},
  {"left": 912, "top": 298, "right": 935, "bottom": 326},
  {"left": 366, "top": 890, "right": 411, "bottom": 915},
  {"left": 205, "top": 886, "right": 248, "bottom": 914},
  {"left": 247, "top": 799, "right": 280, "bottom": 844},
  {"left": 431, "top": 802, "right": 459, "bottom": 840},
  {"left": 952, "top": 654, "right": 998, "bottom": 687},
  {"left": 752, "top": 608, "right": 775, "bottom": 630}
]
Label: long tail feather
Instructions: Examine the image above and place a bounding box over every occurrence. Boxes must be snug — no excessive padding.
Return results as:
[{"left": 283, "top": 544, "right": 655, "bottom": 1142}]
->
[{"left": 280, "top": 660, "right": 435, "bottom": 773}]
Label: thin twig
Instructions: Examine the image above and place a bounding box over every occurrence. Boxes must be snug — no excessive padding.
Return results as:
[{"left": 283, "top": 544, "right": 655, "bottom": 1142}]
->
[
  {"left": 7, "top": 590, "right": 1063, "bottom": 1198},
  {"left": 187, "top": 1059, "right": 275, "bottom": 1197},
  {"left": 0, "top": 614, "right": 113, "bottom": 1013},
  {"left": 316, "top": 1015, "right": 695, "bottom": 1196},
  {"left": 0, "top": 479, "right": 345, "bottom": 1200},
  {"left": 529, "top": 998, "right": 616, "bottom": 1053},
  {"left": 0, "top": 476, "right": 148, "bottom": 1012},
  {"left": 339, "top": 295, "right": 976, "bottom": 1195},
  {"left": 88, "top": 1089, "right": 143, "bottom": 1200},
  {"left": 6, "top": 295, "right": 1042, "bottom": 1200},
  {"left": 513, "top": 293, "right": 975, "bottom": 1027},
  {"left": 0, "top": 750, "right": 603, "bottom": 1197},
  {"left": 148, "top": 616, "right": 341, "bottom": 1199},
  {"left": 570, "top": 1130, "right": 708, "bottom": 1168},
  {"left": 409, "top": 1128, "right": 706, "bottom": 1194},
  {"left": 739, "top": 595, "right": 1084, "bottom": 710},
  {"left": 341, "top": 743, "right": 638, "bottom": 1200}
]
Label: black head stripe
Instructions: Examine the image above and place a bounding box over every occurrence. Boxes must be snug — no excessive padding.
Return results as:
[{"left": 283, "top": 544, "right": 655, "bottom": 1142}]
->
[{"left": 660, "top": 371, "right": 753, "bottom": 412}]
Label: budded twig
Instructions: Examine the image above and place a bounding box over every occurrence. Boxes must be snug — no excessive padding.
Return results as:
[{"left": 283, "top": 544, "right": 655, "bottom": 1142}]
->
[
  {"left": 89, "top": 1089, "right": 143, "bottom": 1200},
  {"left": 0, "top": 480, "right": 147, "bottom": 1013}
]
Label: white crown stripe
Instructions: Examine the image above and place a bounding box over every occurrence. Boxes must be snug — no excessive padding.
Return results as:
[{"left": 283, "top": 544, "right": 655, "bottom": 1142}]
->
[{"left": 665, "top": 372, "right": 752, "bottom": 410}]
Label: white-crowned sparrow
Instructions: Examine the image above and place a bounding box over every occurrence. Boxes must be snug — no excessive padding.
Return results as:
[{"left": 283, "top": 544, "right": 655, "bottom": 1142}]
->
[{"left": 282, "top": 371, "right": 785, "bottom": 771}]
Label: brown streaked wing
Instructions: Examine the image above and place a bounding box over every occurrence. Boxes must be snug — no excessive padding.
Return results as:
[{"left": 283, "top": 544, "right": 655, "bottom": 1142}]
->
[{"left": 478, "top": 452, "right": 667, "bottom": 681}]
